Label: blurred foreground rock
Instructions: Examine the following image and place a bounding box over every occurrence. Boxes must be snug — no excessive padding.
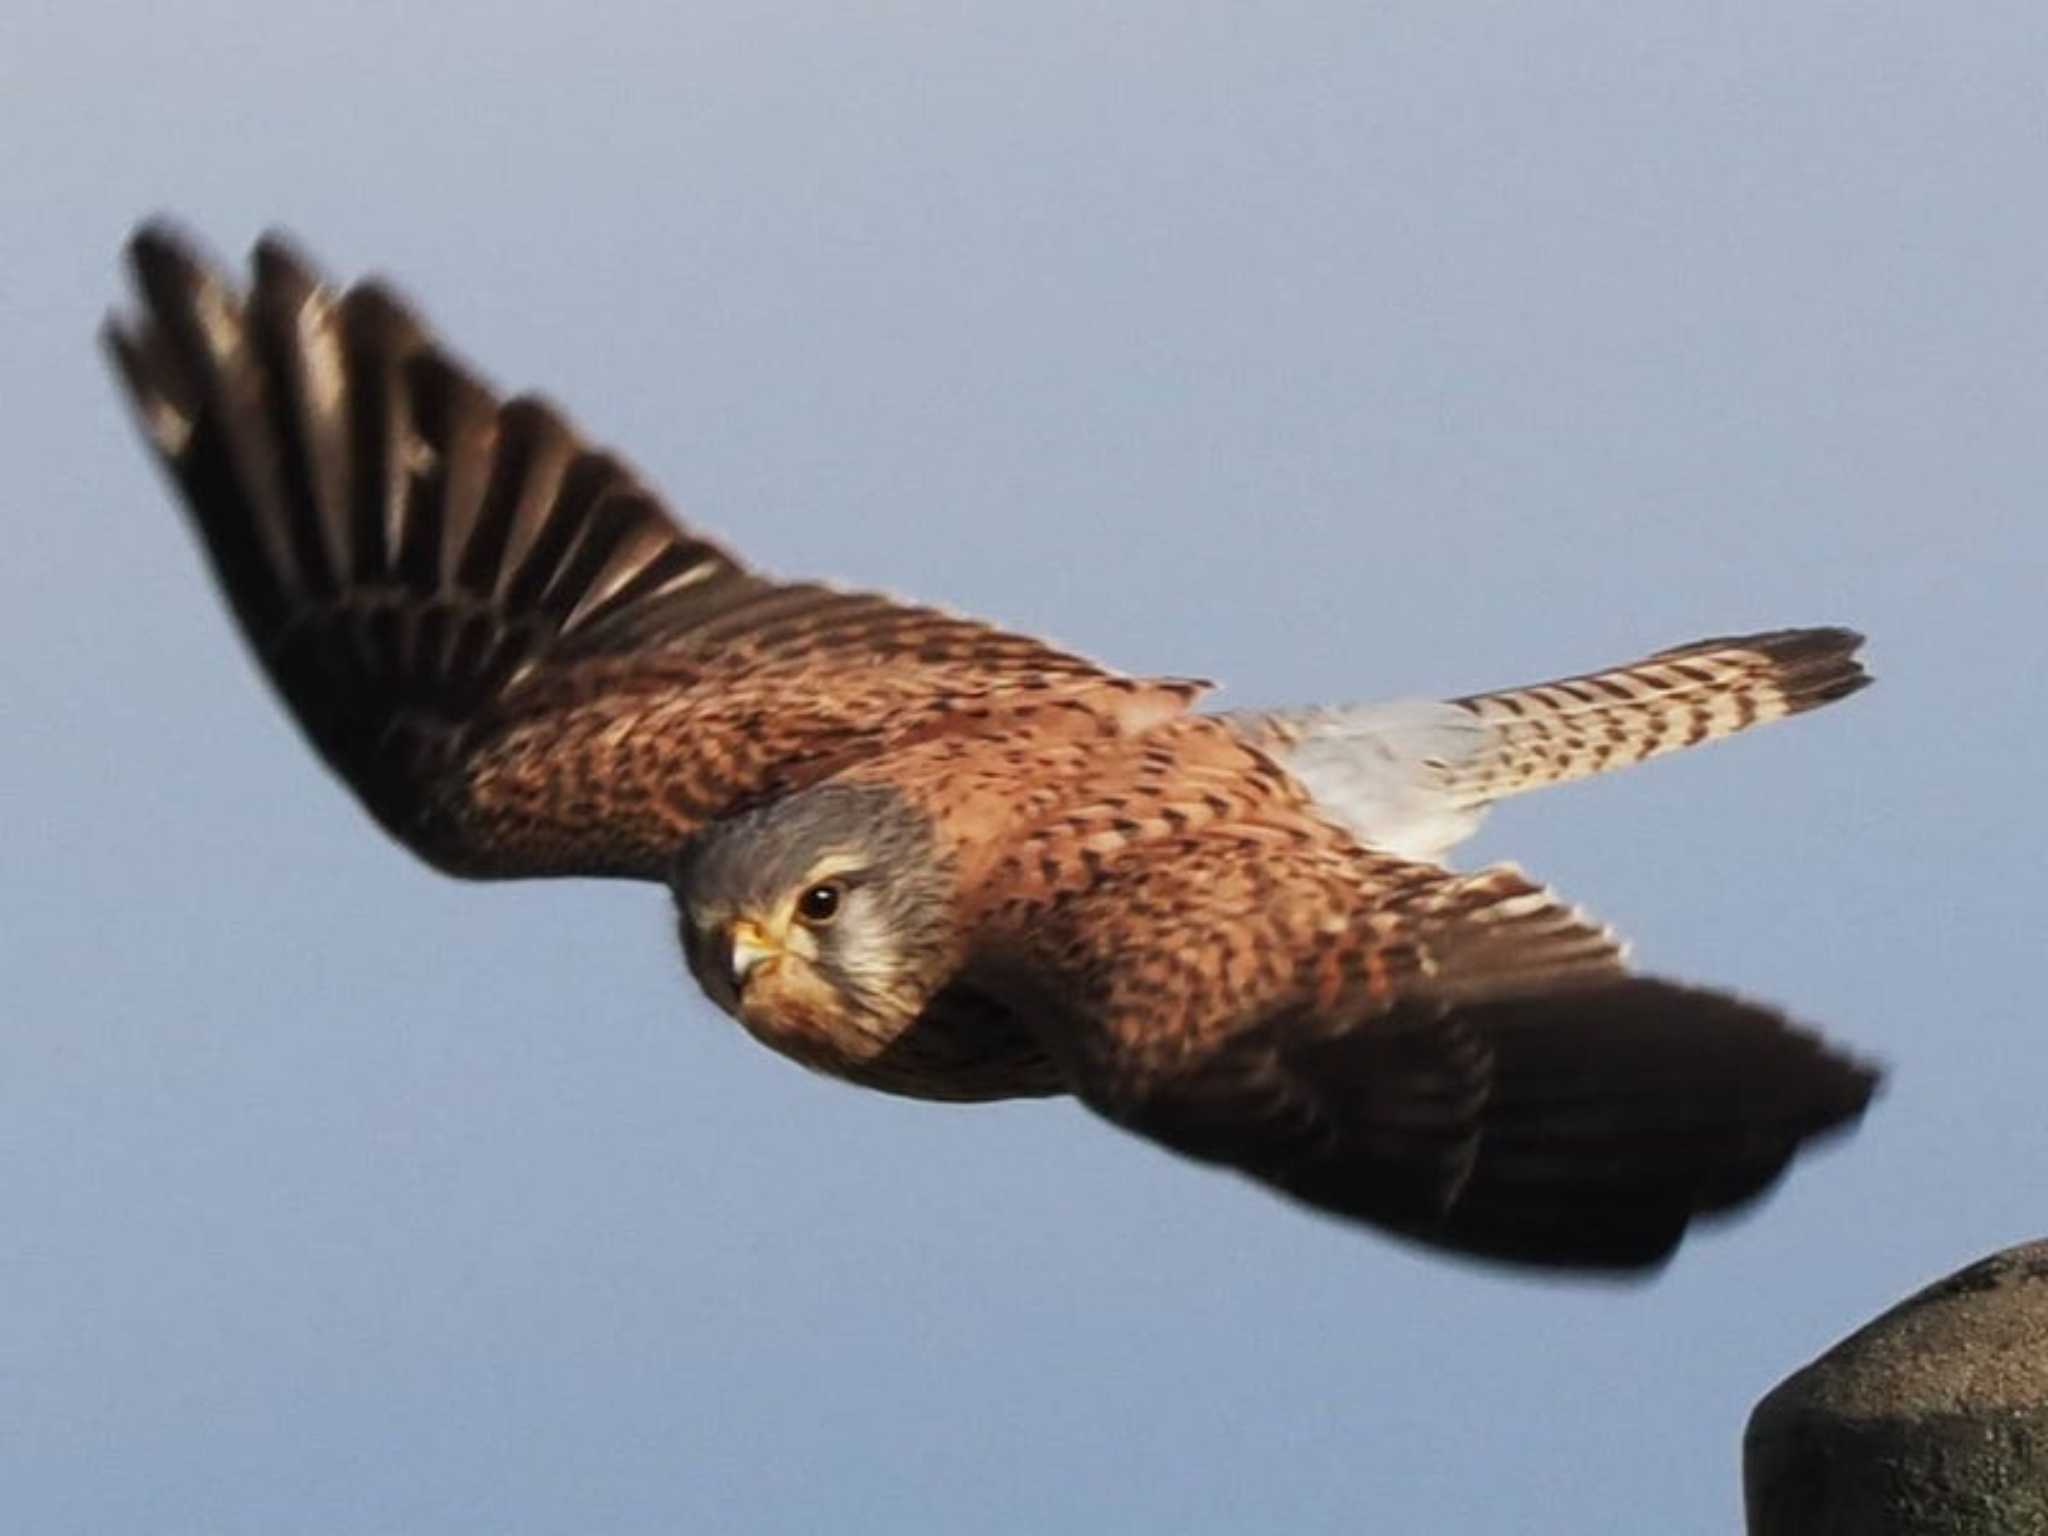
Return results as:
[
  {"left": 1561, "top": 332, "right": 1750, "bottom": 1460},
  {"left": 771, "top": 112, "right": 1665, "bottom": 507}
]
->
[{"left": 1745, "top": 1239, "right": 2048, "bottom": 1534}]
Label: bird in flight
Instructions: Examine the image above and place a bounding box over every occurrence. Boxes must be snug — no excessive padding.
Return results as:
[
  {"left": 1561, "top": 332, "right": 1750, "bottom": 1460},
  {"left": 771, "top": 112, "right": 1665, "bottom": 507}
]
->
[{"left": 106, "top": 224, "right": 1878, "bottom": 1272}]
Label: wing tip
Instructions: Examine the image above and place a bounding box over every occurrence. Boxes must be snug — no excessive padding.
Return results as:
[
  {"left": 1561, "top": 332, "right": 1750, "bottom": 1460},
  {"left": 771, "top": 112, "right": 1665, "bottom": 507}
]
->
[
  {"left": 1420, "top": 976, "right": 1883, "bottom": 1272},
  {"left": 250, "top": 228, "right": 318, "bottom": 283},
  {"left": 127, "top": 213, "right": 203, "bottom": 276},
  {"left": 125, "top": 217, "right": 227, "bottom": 323},
  {"left": 101, "top": 310, "right": 195, "bottom": 459}
]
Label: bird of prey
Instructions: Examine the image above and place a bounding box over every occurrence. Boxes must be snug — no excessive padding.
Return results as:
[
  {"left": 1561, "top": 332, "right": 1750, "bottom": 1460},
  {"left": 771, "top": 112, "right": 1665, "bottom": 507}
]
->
[{"left": 105, "top": 224, "right": 1879, "bottom": 1272}]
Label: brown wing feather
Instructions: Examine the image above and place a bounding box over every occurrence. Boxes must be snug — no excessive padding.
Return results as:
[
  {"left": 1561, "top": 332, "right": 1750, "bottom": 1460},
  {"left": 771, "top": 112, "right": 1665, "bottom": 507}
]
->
[
  {"left": 971, "top": 785, "right": 1876, "bottom": 1271},
  {"left": 106, "top": 224, "right": 1135, "bottom": 880}
]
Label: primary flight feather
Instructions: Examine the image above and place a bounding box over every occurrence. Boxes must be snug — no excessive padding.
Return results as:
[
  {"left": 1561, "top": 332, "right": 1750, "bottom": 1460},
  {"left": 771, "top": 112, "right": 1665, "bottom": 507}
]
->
[{"left": 107, "top": 223, "right": 1878, "bottom": 1271}]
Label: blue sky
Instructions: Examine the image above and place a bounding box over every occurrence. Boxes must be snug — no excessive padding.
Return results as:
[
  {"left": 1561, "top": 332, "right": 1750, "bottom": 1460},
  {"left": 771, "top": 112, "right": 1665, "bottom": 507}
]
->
[{"left": 6, "top": 5, "right": 2044, "bottom": 1531}]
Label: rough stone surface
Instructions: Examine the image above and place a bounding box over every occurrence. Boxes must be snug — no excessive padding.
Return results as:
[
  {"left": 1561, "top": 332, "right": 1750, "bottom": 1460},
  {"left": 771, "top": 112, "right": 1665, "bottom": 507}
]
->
[{"left": 1746, "top": 1239, "right": 2048, "bottom": 1535}]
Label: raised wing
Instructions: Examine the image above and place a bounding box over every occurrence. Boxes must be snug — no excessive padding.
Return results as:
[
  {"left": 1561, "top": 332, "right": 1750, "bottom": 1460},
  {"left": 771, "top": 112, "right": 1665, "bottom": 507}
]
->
[
  {"left": 106, "top": 225, "right": 1140, "bottom": 880},
  {"left": 979, "top": 807, "right": 1876, "bottom": 1270}
]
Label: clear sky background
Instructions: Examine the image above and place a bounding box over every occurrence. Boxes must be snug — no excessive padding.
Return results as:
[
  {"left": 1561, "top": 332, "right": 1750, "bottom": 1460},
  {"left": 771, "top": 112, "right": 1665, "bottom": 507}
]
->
[{"left": 5, "top": 5, "right": 2044, "bottom": 1532}]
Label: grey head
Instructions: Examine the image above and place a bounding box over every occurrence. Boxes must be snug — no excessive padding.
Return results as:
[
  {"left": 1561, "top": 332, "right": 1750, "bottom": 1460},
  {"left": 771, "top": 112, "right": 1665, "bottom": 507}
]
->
[{"left": 670, "top": 781, "right": 961, "bottom": 1047}]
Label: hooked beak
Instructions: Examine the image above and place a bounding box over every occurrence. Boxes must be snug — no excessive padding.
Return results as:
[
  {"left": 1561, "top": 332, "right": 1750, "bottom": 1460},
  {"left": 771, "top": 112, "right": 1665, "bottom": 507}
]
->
[{"left": 726, "top": 919, "right": 781, "bottom": 994}]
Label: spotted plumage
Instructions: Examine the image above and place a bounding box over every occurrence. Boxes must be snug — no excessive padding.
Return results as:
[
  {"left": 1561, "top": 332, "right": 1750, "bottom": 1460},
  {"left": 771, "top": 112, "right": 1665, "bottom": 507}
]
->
[{"left": 108, "top": 223, "right": 1879, "bottom": 1271}]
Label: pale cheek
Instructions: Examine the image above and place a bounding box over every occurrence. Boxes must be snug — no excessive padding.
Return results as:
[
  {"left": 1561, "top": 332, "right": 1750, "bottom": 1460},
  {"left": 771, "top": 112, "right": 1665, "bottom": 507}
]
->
[{"left": 832, "top": 912, "right": 906, "bottom": 995}]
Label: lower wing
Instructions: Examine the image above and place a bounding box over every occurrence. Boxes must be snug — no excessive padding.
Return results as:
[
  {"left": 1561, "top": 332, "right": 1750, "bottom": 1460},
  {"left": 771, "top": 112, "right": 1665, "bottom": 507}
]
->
[{"left": 975, "top": 813, "right": 1877, "bottom": 1271}]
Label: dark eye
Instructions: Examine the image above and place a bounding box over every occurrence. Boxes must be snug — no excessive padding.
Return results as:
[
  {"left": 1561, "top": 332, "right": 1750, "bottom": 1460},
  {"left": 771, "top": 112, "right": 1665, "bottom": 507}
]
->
[{"left": 796, "top": 882, "right": 843, "bottom": 925}]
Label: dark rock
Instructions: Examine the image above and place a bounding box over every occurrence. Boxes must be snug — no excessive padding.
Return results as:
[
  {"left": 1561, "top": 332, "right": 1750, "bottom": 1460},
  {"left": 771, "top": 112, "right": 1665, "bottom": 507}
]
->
[{"left": 1746, "top": 1239, "right": 2048, "bottom": 1534}]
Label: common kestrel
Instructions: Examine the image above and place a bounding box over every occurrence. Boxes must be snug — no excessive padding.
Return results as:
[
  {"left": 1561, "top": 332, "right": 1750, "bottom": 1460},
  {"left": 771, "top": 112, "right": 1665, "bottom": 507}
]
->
[{"left": 106, "top": 225, "right": 1878, "bottom": 1271}]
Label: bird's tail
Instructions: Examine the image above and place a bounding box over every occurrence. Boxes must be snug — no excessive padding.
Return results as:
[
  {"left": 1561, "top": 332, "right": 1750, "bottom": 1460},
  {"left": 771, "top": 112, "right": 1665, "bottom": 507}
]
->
[
  {"left": 1228, "top": 628, "right": 1871, "bottom": 862},
  {"left": 1445, "top": 627, "right": 1871, "bottom": 802}
]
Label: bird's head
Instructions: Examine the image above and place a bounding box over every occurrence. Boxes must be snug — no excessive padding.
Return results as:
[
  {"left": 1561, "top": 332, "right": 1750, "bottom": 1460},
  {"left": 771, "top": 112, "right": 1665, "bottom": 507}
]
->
[{"left": 671, "top": 781, "right": 962, "bottom": 1070}]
